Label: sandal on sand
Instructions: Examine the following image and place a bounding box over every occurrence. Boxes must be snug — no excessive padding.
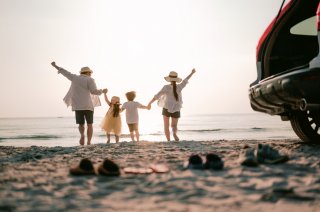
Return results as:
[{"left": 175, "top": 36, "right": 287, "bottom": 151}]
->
[
  {"left": 185, "top": 154, "right": 204, "bottom": 169},
  {"left": 98, "top": 158, "right": 121, "bottom": 176},
  {"left": 123, "top": 167, "right": 153, "bottom": 174},
  {"left": 149, "top": 164, "right": 170, "bottom": 173},
  {"left": 70, "top": 158, "right": 96, "bottom": 176},
  {"left": 203, "top": 153, "right": 224, "bottom": 170},
  {"left": 124, "top": 164, "right": 170, "bottom": 174}
]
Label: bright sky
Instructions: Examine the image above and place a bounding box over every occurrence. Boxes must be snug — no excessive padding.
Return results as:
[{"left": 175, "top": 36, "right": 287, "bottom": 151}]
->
[{"left": 0, "top": 0, "right": 285, "bottom": 118}]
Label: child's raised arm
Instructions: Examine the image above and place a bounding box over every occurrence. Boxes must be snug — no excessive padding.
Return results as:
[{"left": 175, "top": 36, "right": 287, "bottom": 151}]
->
[{"left": 103, "top": 90, "right": 111, "bottom": 106}]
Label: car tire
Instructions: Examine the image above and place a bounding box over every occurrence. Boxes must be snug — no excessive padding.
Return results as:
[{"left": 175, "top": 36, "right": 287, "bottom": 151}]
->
[{"left": 290, "top": 109, "right": 320, "bottom": 143}]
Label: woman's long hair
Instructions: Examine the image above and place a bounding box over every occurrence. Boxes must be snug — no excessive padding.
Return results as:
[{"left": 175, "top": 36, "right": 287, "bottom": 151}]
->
[
  {"left": 172, "top": 81, "right": 178, "bottom": 101},
  {"left": 113, "top": 103, "right": 121, "bottom": 117}
]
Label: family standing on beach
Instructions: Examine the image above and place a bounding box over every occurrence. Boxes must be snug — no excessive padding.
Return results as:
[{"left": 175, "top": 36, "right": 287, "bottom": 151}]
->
[{"left": 51, "top": 62, "right": 196, "bottom": 145}]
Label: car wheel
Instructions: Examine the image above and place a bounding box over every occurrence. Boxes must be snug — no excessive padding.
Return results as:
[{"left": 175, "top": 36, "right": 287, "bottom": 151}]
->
[{"left": 290, "top": 108, "right": 320, "bottom": 143}]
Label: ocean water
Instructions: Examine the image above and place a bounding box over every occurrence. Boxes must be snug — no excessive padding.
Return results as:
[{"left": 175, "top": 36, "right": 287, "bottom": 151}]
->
[{"left": 0, "top": 113, "right": 298, "bottom": 147}]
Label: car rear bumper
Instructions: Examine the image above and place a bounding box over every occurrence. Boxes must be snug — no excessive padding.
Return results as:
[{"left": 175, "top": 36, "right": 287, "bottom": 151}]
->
[{"left": 249, "top": 67, "right": 320, "bottom": 115}]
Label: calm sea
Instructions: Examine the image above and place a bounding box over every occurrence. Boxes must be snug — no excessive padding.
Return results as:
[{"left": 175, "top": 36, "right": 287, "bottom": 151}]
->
[{"left": 0, "top": 113, "right": 298, "bottom": 147}]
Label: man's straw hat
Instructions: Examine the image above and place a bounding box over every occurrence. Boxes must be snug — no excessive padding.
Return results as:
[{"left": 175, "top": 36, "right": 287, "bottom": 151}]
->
[{"left": 80, "top": 67, "right": 93, "bottom": 74}]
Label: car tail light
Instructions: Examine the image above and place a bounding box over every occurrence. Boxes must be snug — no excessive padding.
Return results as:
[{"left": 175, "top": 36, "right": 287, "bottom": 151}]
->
[
  {"left": 317, "top": 3, "right": 320, "bottom": 31},
  {"left": 256, "top": 1, "right": 291, "bottom": 62},
  {"left": 309, "top": 2, "right": 320, "bottom": 68}
]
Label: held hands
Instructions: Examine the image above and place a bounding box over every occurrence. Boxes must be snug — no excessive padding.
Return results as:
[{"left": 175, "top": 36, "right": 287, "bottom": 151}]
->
[
  {"left": 191, "top": 68, "right": 196, "bottom": 74},
  {"left": 147, "top": 104, "right": 151, "bottom": 110},
  {"left": 102, "top": 88, "right": 108, "bottom": 94}
]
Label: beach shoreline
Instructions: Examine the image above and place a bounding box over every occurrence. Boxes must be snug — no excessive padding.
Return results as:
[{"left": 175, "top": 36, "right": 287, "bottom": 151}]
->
[{"left": 1, "top": 139, "right": 320, "bottom": 211}]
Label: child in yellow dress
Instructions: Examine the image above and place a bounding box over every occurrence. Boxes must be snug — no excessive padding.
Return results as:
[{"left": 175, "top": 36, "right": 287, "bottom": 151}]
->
[{"left": 101, "top": 90, "right": 122, "bottom": 143}]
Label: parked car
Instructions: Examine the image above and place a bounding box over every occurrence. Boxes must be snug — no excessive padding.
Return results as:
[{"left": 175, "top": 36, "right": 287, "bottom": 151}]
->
[{"left": 249, "top": 0, "right": 320, "bottom": 142}]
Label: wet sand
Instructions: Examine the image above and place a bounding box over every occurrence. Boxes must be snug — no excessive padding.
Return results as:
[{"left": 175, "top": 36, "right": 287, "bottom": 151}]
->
[{"left": 1, "top": 139, "right": 320, "bottom": 211}]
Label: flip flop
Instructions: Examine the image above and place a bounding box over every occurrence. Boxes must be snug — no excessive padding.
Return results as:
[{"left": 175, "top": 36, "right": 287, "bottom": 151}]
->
[
  {"left": 98, "top": 158, "right": 121, "bottom": 176},
  {"left": 185, "top": 154, "right": 204, "bottom": 169},
  {"left": 203, "top": 153, "right": 224, "bottom": 170},
  {"left": 149, "top": 164, "right": 170, "bottom": 173},
  {"left": 69, "top": 158, "right": 96, "bottom": 175},
  {"left": 123, "top": 167, "right": 153, "bottom": 174}
]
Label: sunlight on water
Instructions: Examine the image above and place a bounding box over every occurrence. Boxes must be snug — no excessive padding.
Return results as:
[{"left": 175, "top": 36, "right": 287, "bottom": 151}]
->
[{"left": 0, "top": 113, "right": 297, "bottom": 147}]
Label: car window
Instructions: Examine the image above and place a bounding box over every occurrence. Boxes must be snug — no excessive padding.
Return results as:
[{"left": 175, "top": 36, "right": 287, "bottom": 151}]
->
[{"left": 290, "top": 16, "right": 317, "bottom": 36}]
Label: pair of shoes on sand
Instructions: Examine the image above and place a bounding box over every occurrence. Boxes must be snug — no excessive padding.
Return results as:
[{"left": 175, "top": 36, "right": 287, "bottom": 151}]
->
[
  {"left": 70, "top": 158, "right": 120, "bottom": 176},
  {"left": 70, "top": 158, "right": 170, "bottom": 176},
  {"left": 239, "top": 144, "right": 289, "bottom": 167},
  {"left": 185, "top": 153, "right": 224, "bottom": 170}
]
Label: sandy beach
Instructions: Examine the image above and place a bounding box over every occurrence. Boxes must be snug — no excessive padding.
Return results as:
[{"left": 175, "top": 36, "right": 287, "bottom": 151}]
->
[{"left": 1, "top": 139, "right": 320, "bottom": 211}]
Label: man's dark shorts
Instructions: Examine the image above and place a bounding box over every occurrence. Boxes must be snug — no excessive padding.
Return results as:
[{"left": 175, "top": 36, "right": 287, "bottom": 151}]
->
[
  {"left": 75, "top": 110, "right": 94, "bottom": 125},
  {"left": 162, "top": 108, "right": 180, "bottom": 118},
  {"left": 127, "top": 123, "right": 138, "bottom": 132}
]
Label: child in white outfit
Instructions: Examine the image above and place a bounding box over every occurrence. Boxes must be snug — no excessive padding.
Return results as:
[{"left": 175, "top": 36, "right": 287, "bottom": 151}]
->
[{"left": 121, "top": 91, "right": 149, "bottom": 142}]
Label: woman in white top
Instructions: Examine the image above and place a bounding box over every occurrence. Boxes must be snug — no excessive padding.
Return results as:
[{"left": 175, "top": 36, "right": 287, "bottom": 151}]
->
[{"left": 148, "top": 69, "right": 196, "bottom": 141}]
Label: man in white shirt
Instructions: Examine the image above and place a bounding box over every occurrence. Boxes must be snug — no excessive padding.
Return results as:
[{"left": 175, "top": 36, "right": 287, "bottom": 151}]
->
[{"left": 51, "top": 62, "right": 107, "bottom": 145}]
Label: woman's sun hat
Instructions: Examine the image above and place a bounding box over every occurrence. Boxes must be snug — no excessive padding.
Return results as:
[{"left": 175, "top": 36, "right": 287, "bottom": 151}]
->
[
  {"left": 164, "top": 71, "right": 182, "bottom": 83},
  {"left": 80, "top": 67, "right": 93, "bottom": 74}
]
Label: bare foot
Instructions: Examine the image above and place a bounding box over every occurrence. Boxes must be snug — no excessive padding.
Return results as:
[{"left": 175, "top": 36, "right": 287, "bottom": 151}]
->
[
  {"left": 79, "top": 135, "right": 85, "bottom": 145},
  {"left": 107, "top": 139, "right": 110, "bottom": 144},
  {"left": 87, "top": 141, "right": 91, "bottom": 145},
  {"left": 173, "top": 133, "right": 179, "bottom": 141}
]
